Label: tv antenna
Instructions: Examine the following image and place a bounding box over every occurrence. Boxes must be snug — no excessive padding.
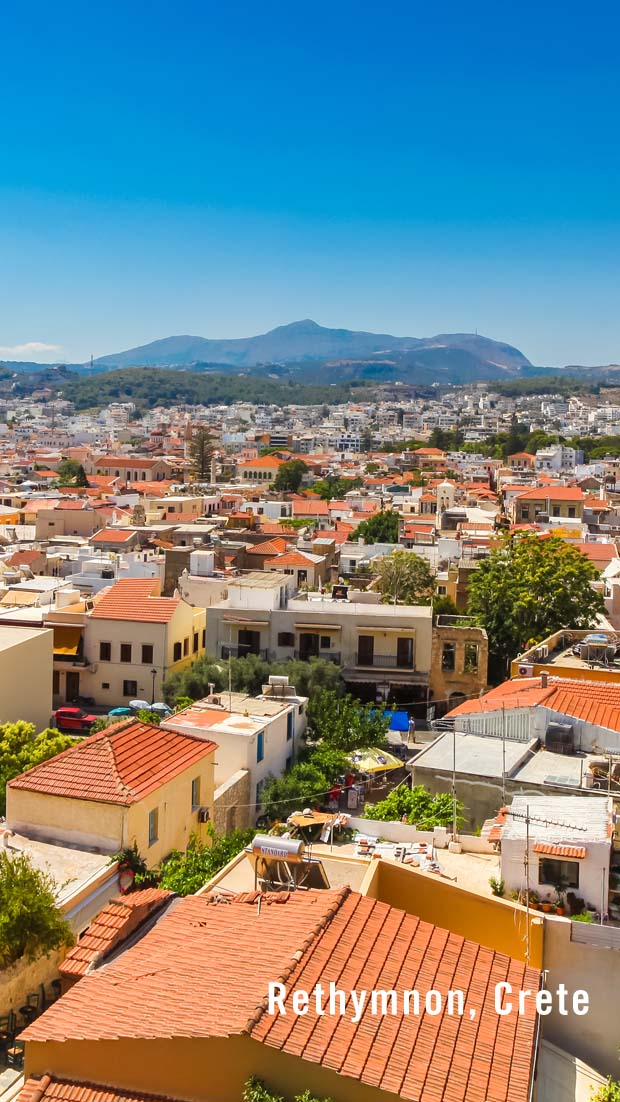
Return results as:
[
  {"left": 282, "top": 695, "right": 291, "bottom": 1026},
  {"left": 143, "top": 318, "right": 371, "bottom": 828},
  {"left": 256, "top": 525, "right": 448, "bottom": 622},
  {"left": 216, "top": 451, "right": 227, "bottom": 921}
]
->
[{"left": 505, "top": 805, "right": 587, "bottom": 965}]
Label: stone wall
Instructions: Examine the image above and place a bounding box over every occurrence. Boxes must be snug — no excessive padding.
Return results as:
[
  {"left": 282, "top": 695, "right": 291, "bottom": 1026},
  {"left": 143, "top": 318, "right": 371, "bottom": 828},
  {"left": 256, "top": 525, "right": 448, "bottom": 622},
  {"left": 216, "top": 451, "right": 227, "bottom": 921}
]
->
[
  {"left": 0, "top": 946, "right": 66, "bottom": 1018},
  {"left": 212, "top": 770, "right": 252, "bottom": 834}
]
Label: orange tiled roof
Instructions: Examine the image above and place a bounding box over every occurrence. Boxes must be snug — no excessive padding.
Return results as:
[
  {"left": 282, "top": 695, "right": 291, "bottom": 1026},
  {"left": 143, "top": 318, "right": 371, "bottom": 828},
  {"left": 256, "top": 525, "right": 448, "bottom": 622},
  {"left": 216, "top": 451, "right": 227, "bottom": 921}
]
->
[
  {"left": 60, "top": 889, "right": 173, "bottom": 979},
  {"left": 514, "top": 485, "right": 584, "bottom": 501},
  {"left": 238, "top": 454, "right": 284, "bottom": 468},
  {"left": 447, "top": 676, "right": 620, "bottom": 733},
  {"left": 90, "top": 578, "right": 179, "bottom": 623},
  {"left": 245, "top": 538, "right": 288, "bottom": 555},
  {"left": 292, "top": 499, "right": 329, "bottom": 516},
  {"left": 21, "top": 888, "right": 539, "bottom": 1102},
  {"left": 8, "top": 719, "right": 216, "bottom": 806},
  {"left": 90, "top": 528, "right": 136, "bottom": 544},
  {"left": 264, "top": 550, "right": 317, "bottom": 568},
  {"left": 532, "top": 843, "right": 586, "bottom": 859},
  {"left": 17, "top": 1077, "right": 183, "bottom": 1102}
]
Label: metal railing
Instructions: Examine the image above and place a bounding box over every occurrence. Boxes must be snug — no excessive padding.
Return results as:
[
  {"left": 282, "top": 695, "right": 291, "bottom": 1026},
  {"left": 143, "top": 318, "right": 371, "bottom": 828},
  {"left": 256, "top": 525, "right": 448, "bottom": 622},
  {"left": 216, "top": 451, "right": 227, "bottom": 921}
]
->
[
  {"left": 355, "top": 653, "right": 415, "bottom": 670},
  {"left": 220, "top": 644, "right": 269, "bottom": 660}
]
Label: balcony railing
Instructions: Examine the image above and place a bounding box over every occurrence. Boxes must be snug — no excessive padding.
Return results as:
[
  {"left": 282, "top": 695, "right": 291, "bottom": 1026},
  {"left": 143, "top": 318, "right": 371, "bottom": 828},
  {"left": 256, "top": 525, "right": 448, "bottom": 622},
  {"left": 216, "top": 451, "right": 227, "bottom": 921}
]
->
[
  {"left": 220, "top": 644, "right": 269, "bottom": 660},
  {"left": 294, "top": 650, "right": 341, "bottom": 664},
  {"left": 355, "top": 653, "right": 415, "bottom": 670}
]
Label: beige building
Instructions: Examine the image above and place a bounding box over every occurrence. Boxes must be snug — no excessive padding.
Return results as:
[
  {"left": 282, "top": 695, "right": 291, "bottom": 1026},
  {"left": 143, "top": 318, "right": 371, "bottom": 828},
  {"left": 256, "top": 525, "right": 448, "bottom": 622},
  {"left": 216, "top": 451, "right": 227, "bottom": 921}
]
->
[
  {"left": 7, "top": 717, "right": 216, "bottom": 867},
  {"left": 0, "top": 623, "right": 53, "bottom": 729},
  {"left": 46, "top": 578, "right": 206, "bottom": 706},
  {"left": 206, "top": 573, "right": 487, "bottom": 708},
  {"left": 35, "top": 501, "right": 105, "bottom": 541}
]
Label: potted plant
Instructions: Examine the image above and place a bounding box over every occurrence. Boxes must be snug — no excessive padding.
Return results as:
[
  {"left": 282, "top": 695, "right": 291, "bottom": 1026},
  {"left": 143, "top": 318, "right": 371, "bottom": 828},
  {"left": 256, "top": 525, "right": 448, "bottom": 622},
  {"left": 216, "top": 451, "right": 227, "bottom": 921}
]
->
[
  {"left": 541, "top": 898, "right": 552, "bottom": 913},
  {"left": 528, "top": 890, "right": 540, "bottom": 910},
  {"left": 489, "top": 876, "right": 505, "bottom": 897},
  {"left": 555, "top": 879, "right": 569, "bottom": 917}
]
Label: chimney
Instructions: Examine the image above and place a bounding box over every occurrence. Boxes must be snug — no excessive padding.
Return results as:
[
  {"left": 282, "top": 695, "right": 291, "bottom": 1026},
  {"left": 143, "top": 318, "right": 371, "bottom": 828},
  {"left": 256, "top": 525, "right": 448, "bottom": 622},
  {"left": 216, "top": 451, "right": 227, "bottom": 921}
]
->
[{"left": 540, "top": 672, "right": 548, "bottom": 688}]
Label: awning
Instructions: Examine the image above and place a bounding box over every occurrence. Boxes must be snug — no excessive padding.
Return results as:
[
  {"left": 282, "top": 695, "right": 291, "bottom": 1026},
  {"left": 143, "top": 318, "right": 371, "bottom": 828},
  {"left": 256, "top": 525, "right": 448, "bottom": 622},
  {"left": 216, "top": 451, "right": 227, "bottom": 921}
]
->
[
  {"left": 53, "top": 626, "right": 82, "bottom": 655},
  {"left": 294, "top": 623, "right": 342, "bottom": 632},
  {"left": 357, "top": 626, "right": 416, "bottom": 634},
  {"left": 222, "top": 618, "right": 268, "bottom": 628}
]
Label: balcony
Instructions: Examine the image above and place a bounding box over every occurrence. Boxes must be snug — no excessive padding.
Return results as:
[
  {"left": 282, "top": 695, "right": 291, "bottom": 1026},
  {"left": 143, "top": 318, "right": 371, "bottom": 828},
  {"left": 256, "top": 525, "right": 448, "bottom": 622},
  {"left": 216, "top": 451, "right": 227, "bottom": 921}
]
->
[
  {"left": 294, "top": 650, "right": 341, "bottom": 664},
  {"left": 355, "top": 653, "right": 415, "bottom": 670},
  {"left": 220, "top": 644, "right": 269, "bottom": 660}
]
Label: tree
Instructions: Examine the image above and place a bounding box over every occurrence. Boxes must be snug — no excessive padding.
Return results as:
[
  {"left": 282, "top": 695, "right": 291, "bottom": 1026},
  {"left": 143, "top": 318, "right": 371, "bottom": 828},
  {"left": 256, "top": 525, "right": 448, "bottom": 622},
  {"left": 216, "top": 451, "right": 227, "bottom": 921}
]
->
[
  {"left": 188, "top": 427, "right": 215, "bottom": 481},
  {"left": 306, "top": 689, "right": 389, "bottom": 753},
  {"left": 372, "top": 550, "right": 435, "bottom": 605},
  {"left": 260, "top": 762, "right": 331, "bottom": 822},
  {"left": 592, "top": 1082, "right": 620, "bottom": 1102},
  {"left": 312, "top": 475, "right": 363, "bottom": 500},
  {"left": 163, "top": 655, "right": 344, "bottom": 707},
  {"left": 360, "top": 426, "right": 373, "bottom": 453},
  {"left": 0, "top": 850, "right": 74, "bottom": 966},
  {"left": 353, "top": 510, "right": 399, "bottom": 544},
  {"left": 363, "top": 784, "right": 462, "bottom": 828},
  {"left": 0, "top": 722, "right": 77, "bottom": 814},
  {"left": 157, "top": 825, "right": 254, "bottom": 895},
  {"left": 467, "top": 533, "right": 605, "bottom": 679},
  {"left": 57, "top": 458, "right": 88, "bottom": 485},
  {"left": 433, "top": 594, "right": 459, "bottom": 619},
  {"left": 274, "top": 459, "right": 308, "bottom": 493}
]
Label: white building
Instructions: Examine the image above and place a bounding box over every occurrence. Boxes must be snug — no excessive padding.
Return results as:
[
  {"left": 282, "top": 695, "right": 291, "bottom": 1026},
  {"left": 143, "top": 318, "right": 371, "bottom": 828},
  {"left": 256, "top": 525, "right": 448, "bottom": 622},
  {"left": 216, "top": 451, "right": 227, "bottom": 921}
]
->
[{"left": 500, "top": 794, "right": 613, "bottom": 913}]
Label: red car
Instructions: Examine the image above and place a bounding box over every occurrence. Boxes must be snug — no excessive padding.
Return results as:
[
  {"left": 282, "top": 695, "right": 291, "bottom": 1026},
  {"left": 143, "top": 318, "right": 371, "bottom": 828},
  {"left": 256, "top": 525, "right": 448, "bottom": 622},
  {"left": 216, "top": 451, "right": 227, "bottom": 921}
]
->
[{"left": 53, "top": 706, "right": 98, "bottom": 733}]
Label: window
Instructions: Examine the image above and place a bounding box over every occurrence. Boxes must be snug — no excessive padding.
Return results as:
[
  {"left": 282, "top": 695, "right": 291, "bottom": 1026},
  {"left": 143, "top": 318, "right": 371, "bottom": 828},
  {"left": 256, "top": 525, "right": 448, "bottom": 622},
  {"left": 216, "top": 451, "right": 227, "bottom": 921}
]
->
[
  {"left": 257, "top": 730, "right": 264, "bottom": 763},
  {"left": 123, "top": 679, "right": 137, "bottom": 697},
  {"left": 102, "top": 682, "right": 110, "bottom": 690},
  {"left": 120, "top": 643, "right": 132, "bottom": 663},
  {"left": 278, "top": 632, "right": 295, "bottom": 647},
  {"left": 148, "top": 808, "right": 159, "bottom": 846},
  {"left": 520, "top": 506, "right": 530, "bottom": 521},
  {"left": 183, "top": 637, "right": 189, "bottom": 657},
  {"left": 52, "top": 670, "right": 60, "bottom": 695},
  {"left": 539, "top": 858, "right": 579, "bottom": 889},
  {"left": 320, "top": 636, "right": 331, "bottom": 649},
  {"left": 437, "top": 585, "right": 447, "bottom": 596},
  {"left": 193, "top": 632, "right": 199, "bottom": 653},
  {"left": 287, "top": 711, "right": 294, "bottom": 741},
  {"left": 568, "top": 507, "right": 576, "bottom": 518},
  {"left": 441, "top": 643, "right": 456, "bottom": 672},
  {"left": 99, "top": 641, "right": 111, "bottom": 661},
  {"left": 141, "top": 644, "right": 153, "bottom": 664},
  {"left": 191, "top": 776, "right": 201, "bottom": 810},
  {"left": 201, "top": 629, "right": 206, "bottom": 648},
  {"left": 552, "top": 505, "right": 560, "bottom": 517},
  {"left": 173, "top": 642, "right": 182, "bottom": 661},
  {"left": 464, "top": 643, "right": 479, "bottom": 673}
]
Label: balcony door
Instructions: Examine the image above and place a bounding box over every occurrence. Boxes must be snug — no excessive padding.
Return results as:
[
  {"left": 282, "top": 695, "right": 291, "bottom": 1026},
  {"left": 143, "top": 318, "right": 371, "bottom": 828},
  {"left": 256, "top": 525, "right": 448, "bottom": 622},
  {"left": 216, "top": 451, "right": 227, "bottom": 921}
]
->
[
  {"left": 238, "top": 629, "right": 261, "bottom": 656},
  {"left": 396, "top": 637, "right": 414, "bottom": 669},
  {"left": 299, "top": 633, "right": 320, "bottom": 660},
  {"left": 357, "top": 635, "right": 374, "bottom": 666}
]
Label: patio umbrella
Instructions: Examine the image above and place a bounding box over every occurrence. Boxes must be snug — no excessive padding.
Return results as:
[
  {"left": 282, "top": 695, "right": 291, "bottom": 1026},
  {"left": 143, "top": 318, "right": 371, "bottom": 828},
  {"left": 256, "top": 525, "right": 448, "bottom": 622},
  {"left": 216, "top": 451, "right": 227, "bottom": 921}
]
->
[
  {"left": 129, "top": 699, "right": 150, "bottom": 711},
  {"left": 151, "top": 702, "right": 172, "bottom": 716},
  {"left": 109, "top": 707, "right": 132, "bottom": 717},
  {"left": 348, "top": 748, "right": 403, "bottom": 773}
]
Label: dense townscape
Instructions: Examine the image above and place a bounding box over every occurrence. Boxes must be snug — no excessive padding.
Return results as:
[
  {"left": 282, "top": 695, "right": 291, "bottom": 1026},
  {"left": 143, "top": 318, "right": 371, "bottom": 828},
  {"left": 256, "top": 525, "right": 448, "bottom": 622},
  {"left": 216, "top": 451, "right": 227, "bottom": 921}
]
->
[{"left": 1, "top": 372, "right": 620, "bottom": 1100}]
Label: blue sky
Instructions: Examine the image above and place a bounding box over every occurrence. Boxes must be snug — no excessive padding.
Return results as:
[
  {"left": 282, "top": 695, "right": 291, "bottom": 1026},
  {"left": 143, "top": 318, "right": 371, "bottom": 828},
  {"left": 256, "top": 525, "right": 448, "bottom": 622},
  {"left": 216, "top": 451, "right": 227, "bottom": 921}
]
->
[{"left": 0, "top": 0, "right": 618, "bottom": 366}]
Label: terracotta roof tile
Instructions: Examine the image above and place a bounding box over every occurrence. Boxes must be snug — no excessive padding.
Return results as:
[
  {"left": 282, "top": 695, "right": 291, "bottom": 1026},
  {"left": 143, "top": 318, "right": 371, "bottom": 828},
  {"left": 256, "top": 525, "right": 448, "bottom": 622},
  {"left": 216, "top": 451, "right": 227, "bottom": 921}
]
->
[
  {"left": 60, "top": 889, "right": 173, "bottom": 978},
  {"left": 90, "top": 528, "right": 136, "bottom": 544},
  {"left": 17, "top": 1077, "right": 184, "bottom": 1102},
  {"left": 532, "top": 843, "right": 586, "bottom": 858},
  {"left": 90, "top": 578, "right": 179, "bottom": 623},
  {"left": 21, "top": 889, "right": 539, "bottom": 1102},
  {"left": 8, "top": 720, "right": 216, "bottom": 805},
  {"left": 448, "top": 675, "right": 620, "bottom": 733}
]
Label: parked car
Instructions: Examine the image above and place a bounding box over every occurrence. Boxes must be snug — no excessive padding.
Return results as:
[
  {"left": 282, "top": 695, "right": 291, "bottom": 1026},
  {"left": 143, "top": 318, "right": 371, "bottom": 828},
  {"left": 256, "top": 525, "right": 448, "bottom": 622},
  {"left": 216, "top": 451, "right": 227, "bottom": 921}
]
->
[{"left": 53, "top": 706, "right": 98, "bottom": 733}]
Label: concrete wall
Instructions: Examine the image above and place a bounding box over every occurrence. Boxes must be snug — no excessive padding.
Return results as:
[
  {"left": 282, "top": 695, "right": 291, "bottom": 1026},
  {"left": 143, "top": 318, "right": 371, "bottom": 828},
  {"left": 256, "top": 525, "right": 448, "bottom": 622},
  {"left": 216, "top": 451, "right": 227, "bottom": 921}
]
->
[
  {"left": 543, "top": 917, "right": 620, "bottom": 1076},
  {"left": 501, "top": 837, "right": 610, "bottom": 912},
  {"left": 24, "top": 1034, "right": 405, "bottom": 1102},
  {"left": 0, "top": 626, "right": 53, "bottom": 730}
]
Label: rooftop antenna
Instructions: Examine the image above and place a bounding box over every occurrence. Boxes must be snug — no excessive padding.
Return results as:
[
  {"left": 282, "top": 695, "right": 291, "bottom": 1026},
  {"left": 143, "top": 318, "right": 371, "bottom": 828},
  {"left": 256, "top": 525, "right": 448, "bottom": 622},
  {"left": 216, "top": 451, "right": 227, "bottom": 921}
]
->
[{"left": 505, "top": 805, "right": 587, "bottom": 965}]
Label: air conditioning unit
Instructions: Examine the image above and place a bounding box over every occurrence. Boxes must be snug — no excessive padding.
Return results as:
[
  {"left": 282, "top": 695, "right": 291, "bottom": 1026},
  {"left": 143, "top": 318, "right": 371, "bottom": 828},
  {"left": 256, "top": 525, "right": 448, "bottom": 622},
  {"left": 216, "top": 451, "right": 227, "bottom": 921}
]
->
[
  {"left": 197, "top": 807, "right": 210, "bottom": 823},
  {"left": 518, "top": 663, "right": 534, "bottom": 676}
]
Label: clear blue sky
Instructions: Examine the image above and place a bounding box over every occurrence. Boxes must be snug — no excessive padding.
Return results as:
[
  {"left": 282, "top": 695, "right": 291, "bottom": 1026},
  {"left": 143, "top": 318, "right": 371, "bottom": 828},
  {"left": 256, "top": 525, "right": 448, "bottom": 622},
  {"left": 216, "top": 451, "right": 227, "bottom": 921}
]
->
[{"left": 0, "top": 0, "right": 618, "bottom": 366}]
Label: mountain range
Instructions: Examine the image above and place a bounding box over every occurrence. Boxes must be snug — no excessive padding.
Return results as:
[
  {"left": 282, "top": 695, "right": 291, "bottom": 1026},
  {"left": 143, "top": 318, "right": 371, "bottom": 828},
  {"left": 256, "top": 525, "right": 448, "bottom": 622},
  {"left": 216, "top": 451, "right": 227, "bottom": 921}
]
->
[{"left": 91, "top": 320, "right": 532, "bottom": 383}]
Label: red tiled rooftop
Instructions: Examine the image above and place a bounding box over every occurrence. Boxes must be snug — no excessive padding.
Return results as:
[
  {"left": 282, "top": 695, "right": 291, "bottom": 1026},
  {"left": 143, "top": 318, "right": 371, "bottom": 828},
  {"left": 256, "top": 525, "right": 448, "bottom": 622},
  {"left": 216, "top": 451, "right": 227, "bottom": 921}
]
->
[
  {"left": 532, "top": 843, "right": 586, "bottom": 859},
  {"left": 60, "top": 889, "right": 173, "bottom": 978},
  {"left": 90, "top": 578, "right": 179, "bottom": 623},
  {"left": 8, "top": 719, "right": 216, "bottom": 805},
  {"left": 447, "top": 675, "right": 620, "bottom": 733},
  {"left": 90, "top": 528, "right": 136, "bottom": 544},
  {"left": 17, "top": 1077, "right": 184, "bottom": 1102},
  {"left": 21, "top": 888, "right": 539, "bottom": 1102}
]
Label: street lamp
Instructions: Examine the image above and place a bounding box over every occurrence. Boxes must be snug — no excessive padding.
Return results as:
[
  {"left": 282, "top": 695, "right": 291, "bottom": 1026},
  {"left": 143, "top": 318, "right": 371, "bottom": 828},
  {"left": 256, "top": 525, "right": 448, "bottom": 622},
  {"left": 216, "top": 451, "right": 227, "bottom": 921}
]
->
[{"left": 150, "top": 668, "right": 157, "bottom": 705}]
